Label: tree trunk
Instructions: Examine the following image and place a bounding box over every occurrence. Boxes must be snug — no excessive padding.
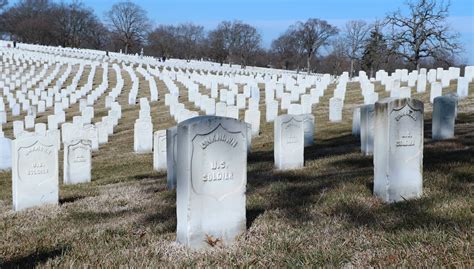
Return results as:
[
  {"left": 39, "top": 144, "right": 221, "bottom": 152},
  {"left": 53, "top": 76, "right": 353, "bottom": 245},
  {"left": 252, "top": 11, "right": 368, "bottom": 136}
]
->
[
  {"left": 307, "top": 56, "right": 311, "bottom": 75},
  {"left": 124, "top": 44, "right": 128, "bottom": 54},
  {"left": 350, "top": 59, "right": 354, "bottom": 78}
]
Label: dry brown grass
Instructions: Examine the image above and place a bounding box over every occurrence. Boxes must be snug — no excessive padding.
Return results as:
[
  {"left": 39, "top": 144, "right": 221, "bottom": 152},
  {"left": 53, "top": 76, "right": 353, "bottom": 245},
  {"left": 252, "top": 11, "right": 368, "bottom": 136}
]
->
[{"left": 0, "top": 66, "right": 473, "bottom": 267}]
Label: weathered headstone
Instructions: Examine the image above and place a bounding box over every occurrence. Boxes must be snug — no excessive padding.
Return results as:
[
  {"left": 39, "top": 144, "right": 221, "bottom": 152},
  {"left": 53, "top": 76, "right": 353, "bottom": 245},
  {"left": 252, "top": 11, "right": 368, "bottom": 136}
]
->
[
  {"left": 432, "top": 96, "right": 456, "bottom": 140},
  {"left": 0, "top": 134, "right": 12, "bottom": 170},
  {"left": 274, "top": 114, "right": 304, "bottom": 170},
  {"left": 244, "top": 109, "right": 260, "bottom": 137},
  {"left": 12, "top": 134, "right": 58, "bottom": 211},
  {"left": 374, "top": 98, "right": 424, "bottom": 203},
  {"left": 329, "top": 97, "right": 343, "bottom": 122},
  {"left": 134, "top": 120, "right": 153, "bottom": 153},
  {"left": 352, "top": 107, "right": 361, "bottom": 136},
  {"left": 303, "top": 114, "right": 315, "bottom": 147},
  {"left": 176, "top": 116, "right": 247, "bottom": 249},
  {"left": 166, "top": 126, "right": 178, "bottom": 189},
  {"left": 153, "top": 130, "right": 167, "bottom": 172},
  {"left": 64, "top": 139, "right": 92, "bottom": 184},
  {"left": 360, "top": 104, "right": 375, "bottom": 155}
]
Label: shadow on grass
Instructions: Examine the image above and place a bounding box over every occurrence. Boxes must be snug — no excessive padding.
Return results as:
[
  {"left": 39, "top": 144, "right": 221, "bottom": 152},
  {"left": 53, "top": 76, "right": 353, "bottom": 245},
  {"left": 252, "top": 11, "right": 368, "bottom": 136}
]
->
[
  {"left": 246, "top": 208, "right": 265, "bottom": 229},
  {"left": 248, "top": 167, "right": 372, "bottom": 224},
  {"left": 248, "top": 134, "right": 360, "bottom": 165},
  {"left": 330, "top": 195, "right": 472, "bottom": 232},
  {"left": 59, "top": 195, "right": 87, "bottom": 205},
  {"left": 1, "top": 245, "right": 70, "bottom": 269},
  {"left": 142, "top": 204, "right": 176, "bottom": 233}
]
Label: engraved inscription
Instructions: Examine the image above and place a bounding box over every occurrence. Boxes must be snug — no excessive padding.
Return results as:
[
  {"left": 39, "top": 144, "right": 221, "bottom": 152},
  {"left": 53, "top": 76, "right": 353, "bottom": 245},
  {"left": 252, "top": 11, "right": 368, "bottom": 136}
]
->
[
  {"left": 203, "top": 161, "right": 234, "bottom": 182},
  {"left": 191, "top": 124, "right": 245, "bottom": 200},
  {"left": 200, "top": 133, "right": 238, "bottom": 149},
  {"left": 395, "top": 109, "right": 417, "bottom": 121},
  {"left": 27, "top": 162, "right": 49, "bottom": 175},
  {"left": 396, "top": 131, "right": 415, "bottom": 147},
  {"left": 26, "top": 146, "right": 52, "bottom": 156}
]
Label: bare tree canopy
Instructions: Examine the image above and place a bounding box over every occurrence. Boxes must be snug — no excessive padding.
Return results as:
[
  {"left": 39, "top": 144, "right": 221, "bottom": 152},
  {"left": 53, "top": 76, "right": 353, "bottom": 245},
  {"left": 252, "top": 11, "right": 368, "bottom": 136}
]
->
[
  {"left": 53, "top": 1, "right": 105, "bottom": 48},
  {"left": 106, "top": 1, "right": 150, "bottom": 54},
  {"left": 344, "top": 20, "right": 371, "bottom": 77},
  {"left": 271, "top": 27, "right": 303, "bottom": 70},
  {"left": 0, "top": 0, "right": 467, "bottom": 72},
  {"left": 386, "top": 0, "right": 461, "bottom": 70},
  {"left": 1, "top": 0, "right": 56, "bottom": 44},
  {"left": 207, "top": 23, "right": 230, "bottom": 65},
  {"left": 293, "top": 18, "right": 339, "bottom": 74},
  {"left": 229, "top": 21, "right": 262, "bottom": 68}
]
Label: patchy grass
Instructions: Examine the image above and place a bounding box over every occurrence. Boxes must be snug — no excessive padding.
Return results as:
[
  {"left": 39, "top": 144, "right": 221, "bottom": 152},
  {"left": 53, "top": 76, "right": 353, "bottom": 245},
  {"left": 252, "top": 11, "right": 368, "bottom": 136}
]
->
[{"left": 0, "top": 67, "right": 472, "bottom": 267}]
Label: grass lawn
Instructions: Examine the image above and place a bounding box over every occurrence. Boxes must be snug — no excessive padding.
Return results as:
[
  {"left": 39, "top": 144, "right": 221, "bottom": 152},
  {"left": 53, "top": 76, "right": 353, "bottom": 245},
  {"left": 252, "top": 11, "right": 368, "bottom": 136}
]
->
[{"left": 0, "top": 66, "right": 472, "bottom": 267}]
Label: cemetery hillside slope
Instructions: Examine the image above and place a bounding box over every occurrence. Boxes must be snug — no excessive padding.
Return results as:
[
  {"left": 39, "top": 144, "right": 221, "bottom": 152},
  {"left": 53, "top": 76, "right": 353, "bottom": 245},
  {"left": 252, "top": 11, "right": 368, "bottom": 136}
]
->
[{"left": 0, "top": 42, "right": 472, "bottom": 267}]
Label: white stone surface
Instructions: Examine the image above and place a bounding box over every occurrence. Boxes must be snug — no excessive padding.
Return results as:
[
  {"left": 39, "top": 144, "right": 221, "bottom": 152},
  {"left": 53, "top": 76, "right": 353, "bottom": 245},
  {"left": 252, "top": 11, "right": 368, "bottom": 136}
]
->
[
  {"left": 134, "top": 120, "right": 153, "bottom": 153},
  {"left": 166, "top": 126, "right": 178, "bottom": 189},
  {"left": 153, "top": 130, "right": 167, "bottom": 171},
  {"left": 360, "top": 104, "right": 375, "bottom": 156},
  {"left": 352, "top": 107, "right": 361, "bottom": 136},
  {"left": 274, "top": 114, "right": 304, "bottom": 170},
  {"left": 303, "top": 114, "right": 315, "bottom": 147},
  {"left": 329, "top": 97, "right": 343, "bottom": 122},
  {"left": 432, "top": 96, "right": 456, "bottom": 140},
  {"left": 12, "top": 134, "right": 59, "bottom": 211},
  {"left": 244, "top": 109, "right": 260, "bottom": 137},
  {"left": 374, "top": 98, "right": 424, "bottom": 203},
  {"left": 0, "top": 135, "right": 12, "bottom": 170},
  {"left": 64, "top": 139, "right": 92, "bottom": 184},
  {"left": 176, "top": 116, "right": 247, "bottom": 249}
]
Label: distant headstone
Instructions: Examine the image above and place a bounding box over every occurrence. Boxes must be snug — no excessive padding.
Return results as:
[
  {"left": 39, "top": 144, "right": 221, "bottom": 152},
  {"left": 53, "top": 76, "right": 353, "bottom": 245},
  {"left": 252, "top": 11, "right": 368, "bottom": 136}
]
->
[
  {"left": 134, "top": 120, "right": 153, "bottom": 153},
  {"left": 64, "top": 139, "right": 92, "bottom": 185},
  {"left": 329, "top": 97, "right": 343, "bottom": 122},
  {"left": 303, "top": 114, "right": 315, "bottom": 147},
  {"left": 360, "top": 104, "right": 375, "bottom": 156},
  {"left": 153, "top": 130, "right": 167, "bottom": 172},
  {"left": 0, "top": 135, "right": 12, "bottom": 170},
  {"left": 274, "top": 114, "right": 304, "bottom": 170},
  {"left": 244, "top": 109, "right": 260, "bottom": 137},
  {"left": 352, "top": 107, "right": 361, "bottom": 136},
  {"left": 166, "top": 126, "right": 178, "bottom": 189},
  {"left": 432, "top": 96, "right": 456, "bottom": 140}
]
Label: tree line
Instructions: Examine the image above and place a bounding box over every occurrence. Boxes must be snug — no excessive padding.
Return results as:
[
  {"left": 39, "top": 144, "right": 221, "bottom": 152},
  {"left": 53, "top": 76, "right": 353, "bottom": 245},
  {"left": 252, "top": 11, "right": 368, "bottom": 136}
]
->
[{"left": 0, "top": 0, "right": 463, "bottom": 75}]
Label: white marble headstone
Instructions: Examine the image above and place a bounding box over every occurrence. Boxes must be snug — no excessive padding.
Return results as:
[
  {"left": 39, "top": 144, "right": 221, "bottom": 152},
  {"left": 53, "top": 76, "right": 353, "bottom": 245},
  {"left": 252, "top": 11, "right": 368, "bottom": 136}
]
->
[
  {"left": 64, "top": 139, "right": 92, "bottom": 184},
  {"left": 176, "top": 116, "right": 247, "bottom": 249},
  {"left": 274, "top": 114, "right": 304, "bottom": 170},
  {"left": 12, "top": 134, "right": 59, "bottom": 211},
  {"left": 374, "top": 98, "right": 424, "bottom": 203},
  {"left": 153, "top": 130, "right": 167, "bottom": 172}
]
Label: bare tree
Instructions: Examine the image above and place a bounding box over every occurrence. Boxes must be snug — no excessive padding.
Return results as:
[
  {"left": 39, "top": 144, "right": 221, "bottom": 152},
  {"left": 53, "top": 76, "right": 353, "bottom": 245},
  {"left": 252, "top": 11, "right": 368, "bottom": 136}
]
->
[
  {"left": 344, "top": 20, "right": 370, "bottom": 78},
  {"left": 228, "top": 21, "right": 261, "bottom": 68},
  {"left": 106, "top": 1, "right": 149, "bottom": 54},
  {"left": 386, "top": 0, "right": 461, "bottom": 70},
  {"left": 1, "top": 0, "right": 56, "bottom": 44},
  {"left": 0, "top": 0, "right": 7, "bottom": 10},
  {"left": 293, "top": 18, "right": 338, "bottom": 74},
  {"left": 175, "top": 23, "right": 205, "bottom": 60},
  {"left": 207, "top": 24, "right": 229, "bottom": 65},
  {"left": 361, "top": 22, "right": 391, "bottom": 77},
  {"left": 271, "top": 28, "right": 302, "bottom": 70},
  {"left": 54, "top": 1, "right": 103, "bottom": 48},
  {"left": 147, "top": 25, "right": 177, "bottom": 60}
]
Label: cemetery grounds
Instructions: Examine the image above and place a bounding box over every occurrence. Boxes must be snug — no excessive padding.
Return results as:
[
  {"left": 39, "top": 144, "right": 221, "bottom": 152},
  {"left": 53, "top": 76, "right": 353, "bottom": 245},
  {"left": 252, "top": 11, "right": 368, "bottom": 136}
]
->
[{"left": 0, "top": 65, "right": 472, "bottom": 267}]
